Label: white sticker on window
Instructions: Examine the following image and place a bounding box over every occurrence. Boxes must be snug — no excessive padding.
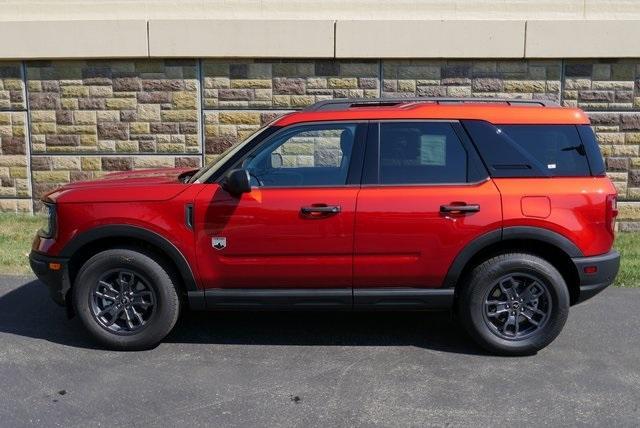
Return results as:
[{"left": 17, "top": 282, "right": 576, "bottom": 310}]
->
[
  {"left": 420, "top": 135, "right": 446, "bottom": 166},
  {"left": 547, "top": 163, "right": 557, "bottom": 169}
]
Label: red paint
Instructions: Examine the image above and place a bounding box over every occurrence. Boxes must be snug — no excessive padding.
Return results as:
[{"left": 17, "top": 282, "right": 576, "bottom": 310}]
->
[
  {"left": 520, "top": 196, "right": 551, "bottom": 219},
  {"left": 193, "top": 185, "right": 358, "bottom": 288},
  {"left": 35, "top": 183, "right": 204, "bottom": 284},
  {"left": 494, "top": 177, "right": 617, "bottom": 256},
  {"left": 275, "top": 104, "right": 590, "bottom": 127},
  {"left": 43, "top": 168, "right": 196, "bottom": 204},
  {"left": 32, "top": 102, "right": 617, "bottom": 292},
  {"left": 353, "top": 180, "right": 502, "bottom": 288}
]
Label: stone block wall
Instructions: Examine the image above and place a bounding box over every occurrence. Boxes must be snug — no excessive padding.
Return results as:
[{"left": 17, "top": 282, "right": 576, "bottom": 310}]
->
[
  {"left": 27, "top": 60, "right": 200, "bottom": 154},
  {"left": 0, "top": 111, "right": 30, "bottom": 212},
  {"left": 202, "top": 60, "right": 379, "bottom": 109},
  {"left": 0, "top": 62, "right": 25, "bottom": 110},
  {"left": 22, "top": 59, "right": 203, "bottom": 211},
  {"left": 203, "top": 110, "right": 291, "bottom": 164},
  {"left": 0, "top": 57, "right": 637, "bottom": 229},
  {"left": 382, "top": 60, "right": 561, "bottom": 102},
  {"left": 562, "top": 60, "right": 640, "bottom": 111}
]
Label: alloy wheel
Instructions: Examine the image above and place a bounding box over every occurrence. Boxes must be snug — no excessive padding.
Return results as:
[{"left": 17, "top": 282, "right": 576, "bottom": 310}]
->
[
  {"left": 482, "top": 273, "right": 552, "bottom": 340},
  {"left": 90, "top": 270, "right": 156, "bottom": 335}
]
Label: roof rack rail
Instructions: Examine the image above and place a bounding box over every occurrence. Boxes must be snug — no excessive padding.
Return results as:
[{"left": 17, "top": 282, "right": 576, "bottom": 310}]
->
[{"left": 303, "top": 97, "right": 560, "bottom": 112}]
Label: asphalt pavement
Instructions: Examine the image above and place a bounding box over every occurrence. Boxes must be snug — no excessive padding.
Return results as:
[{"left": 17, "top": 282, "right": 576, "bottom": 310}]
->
[{"left": 0, "top": 275, "right": 639, "bottom": 427}]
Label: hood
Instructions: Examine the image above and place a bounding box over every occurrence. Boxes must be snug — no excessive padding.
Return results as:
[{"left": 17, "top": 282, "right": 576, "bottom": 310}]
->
[
  {"left": 45, "top": 168, "right": 199, "bottom": 204},
  {"left": 78, "top": 167, "right": 196, "bottom": 186}
]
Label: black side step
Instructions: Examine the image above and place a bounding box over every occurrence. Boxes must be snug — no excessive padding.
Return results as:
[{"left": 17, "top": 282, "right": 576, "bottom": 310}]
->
[
  {"left": 353, "top": 288, "right": 454, "bottom": 310},
  {"left": 187, "top": 288, "right": 454, "bottom": 311},
  {"left": 204, "top": 288, "right": 352, "bottom": 310}
]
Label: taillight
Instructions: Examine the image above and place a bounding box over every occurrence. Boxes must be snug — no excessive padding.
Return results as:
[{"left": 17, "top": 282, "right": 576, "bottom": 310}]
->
[{"left": 606, "top": 194, "right": 618, "bottom": 236}]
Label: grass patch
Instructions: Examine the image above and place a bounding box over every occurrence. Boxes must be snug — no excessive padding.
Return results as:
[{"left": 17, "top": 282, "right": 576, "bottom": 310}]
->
[
  {"left": 0, "top": 213, "right": 638, "bottom": 286},
  {"left": 0, "top": 213, "right": 42, "bottom": 275},
  {"left": 613, "top": 233, "right": 640, "bottom": 287}
]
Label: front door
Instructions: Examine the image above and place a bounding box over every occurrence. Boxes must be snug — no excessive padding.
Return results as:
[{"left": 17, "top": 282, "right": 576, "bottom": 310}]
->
[
  {"left": 354, "top": 120, "right": 502, "bottom": 288},
  {"left": 194, "top": 121, "right": 367, "bottom": 289}
]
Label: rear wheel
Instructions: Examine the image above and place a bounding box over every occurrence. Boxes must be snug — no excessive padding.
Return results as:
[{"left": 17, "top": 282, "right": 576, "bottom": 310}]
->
[
  {"left": 458, "top": 253, "right": 569, "bottom": 356},
  {"left": 73, "top": 248, "right": 180, "bottom": 350}
]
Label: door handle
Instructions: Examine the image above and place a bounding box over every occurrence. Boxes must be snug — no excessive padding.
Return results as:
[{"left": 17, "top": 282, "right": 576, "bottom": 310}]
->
[
  {"left": 440, "top": 203, "right": 480, "bottom": 214},
  {"left": 300, "top": 205, "right": 341, "bottom": 216}
]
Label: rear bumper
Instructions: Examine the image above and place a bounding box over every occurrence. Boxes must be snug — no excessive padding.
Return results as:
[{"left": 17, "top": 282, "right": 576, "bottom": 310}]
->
[
  {"left": 29, "top": 251, "right": 70, "bottom": 306},
  {"left": 572, "top": 250, "right": 620, "bottom": 304}
]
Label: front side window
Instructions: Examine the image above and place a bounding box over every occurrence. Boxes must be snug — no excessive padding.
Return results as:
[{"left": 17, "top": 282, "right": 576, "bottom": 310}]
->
[
  {"left": 378, "top": 122, "right": 469, "bottom": 184},
  {"left": 191, "top": 120, "right": 280, "bottom": 183},
  {"left": 240, "top": 123, "right": 357, "bottom": 187}
]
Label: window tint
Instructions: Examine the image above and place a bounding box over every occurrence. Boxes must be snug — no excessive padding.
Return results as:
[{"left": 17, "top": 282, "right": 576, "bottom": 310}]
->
[
  {"left": 577, "top": 125, "right": 606, "bottom": 176},
  {"left": 240, "top": 123, "right": 357, "bottom": 187},
  {"left": 462, "top": 121, "right": 593, "bottom": 177},
  {"left": 378, "top": 122, "right": 469, "bottom": 184}
]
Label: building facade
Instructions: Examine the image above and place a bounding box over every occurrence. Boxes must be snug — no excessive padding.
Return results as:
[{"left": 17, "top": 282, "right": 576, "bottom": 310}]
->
[{"left": 0, "top": 1, "right": 639, "bottom": 229}]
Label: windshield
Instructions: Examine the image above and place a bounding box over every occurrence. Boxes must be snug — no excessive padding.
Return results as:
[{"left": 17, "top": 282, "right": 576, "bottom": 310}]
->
[{"left": 189, "top": 123, "right": 275, "bottom": 183}]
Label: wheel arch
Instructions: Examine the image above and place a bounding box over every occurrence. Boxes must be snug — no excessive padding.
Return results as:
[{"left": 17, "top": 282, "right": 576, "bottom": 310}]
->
[
  {"left": 61, "top": 225, "right": 198, "bottom": 296},
  {"left": 444, "top": 227, "right": 582, "bottom": 305}
]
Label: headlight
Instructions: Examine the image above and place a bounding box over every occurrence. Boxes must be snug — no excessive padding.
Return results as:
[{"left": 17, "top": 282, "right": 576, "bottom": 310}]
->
[{"left": 39, "top": 203, "right": 56, "bottom": 238}]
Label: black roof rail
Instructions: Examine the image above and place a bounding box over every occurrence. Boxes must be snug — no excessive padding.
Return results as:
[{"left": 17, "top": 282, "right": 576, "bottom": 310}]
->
[{"left": 303, "top": 97, "right": 560, "bottom": 112}]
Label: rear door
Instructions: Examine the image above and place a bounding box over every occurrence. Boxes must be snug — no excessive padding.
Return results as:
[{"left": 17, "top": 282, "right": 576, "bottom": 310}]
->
[{"left": 353, "top": 120, "right": 502, "bottom": 289}]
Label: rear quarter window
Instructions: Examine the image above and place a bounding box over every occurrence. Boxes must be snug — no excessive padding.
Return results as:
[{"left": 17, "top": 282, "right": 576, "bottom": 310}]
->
[
  {"left": 462, "top": 121, "right": 601, "bottom": 177},
  {"left": 577, "top": 125, "right": 606, "bottom": 176}
]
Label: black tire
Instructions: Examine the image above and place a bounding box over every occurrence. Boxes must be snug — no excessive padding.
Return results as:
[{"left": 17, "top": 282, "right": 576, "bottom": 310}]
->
[
  {"left": 457, "top": 253, "right": 569, "bottom": 356},
  {"left": 73, "top": 248, "right": 180, "bottom": 351}
]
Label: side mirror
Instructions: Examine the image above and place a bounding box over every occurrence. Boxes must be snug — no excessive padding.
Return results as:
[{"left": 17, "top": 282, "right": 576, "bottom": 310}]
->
[{"left": 222, "top": 169, "right": 251, "bottom": 195}]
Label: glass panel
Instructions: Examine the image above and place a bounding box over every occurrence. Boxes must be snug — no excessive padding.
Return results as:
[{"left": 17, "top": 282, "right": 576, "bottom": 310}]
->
[
  {"left": 500, "top": 125, "right": 591, "bottom": 177},
  {"left": 463, "top": 121, "right": 593, "bottom": 177},
  {"left": 242, "top": 123, "right": 357, "bottom": 187},
  {"left": 379, "top": 122, "right": 468, "bottom": 184}
]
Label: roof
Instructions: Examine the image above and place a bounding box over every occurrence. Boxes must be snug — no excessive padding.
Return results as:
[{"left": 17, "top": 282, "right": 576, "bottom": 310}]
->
[{"left": 273, "top": 100, "right": 590, "bottom": 127}]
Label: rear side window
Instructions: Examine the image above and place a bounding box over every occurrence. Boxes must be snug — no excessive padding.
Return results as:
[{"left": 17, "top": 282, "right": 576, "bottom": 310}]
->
[
  {"left": 462, "top": 121, "right": 598, "bottom": 177},
  {"left": 577, "top": 125, "right": 606, "bottom": 176},
  {"left": 378, "top": 122, "right": 469, "bottom": 184}
]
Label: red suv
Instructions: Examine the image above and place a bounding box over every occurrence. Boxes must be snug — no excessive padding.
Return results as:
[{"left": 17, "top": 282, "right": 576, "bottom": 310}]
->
[{"left": 30, "top": 98, "right": 620, "bottom": 355}]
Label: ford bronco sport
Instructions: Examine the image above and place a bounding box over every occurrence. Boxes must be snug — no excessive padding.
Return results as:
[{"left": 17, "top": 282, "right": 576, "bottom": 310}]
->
[{"left": 30, "top": 98, "right": 620, "bottom": 355}]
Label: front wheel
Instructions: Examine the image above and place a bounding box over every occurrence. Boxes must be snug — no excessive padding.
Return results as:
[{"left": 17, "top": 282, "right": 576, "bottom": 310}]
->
[
  {"left": 73, "top": 248, "right": 181, "bottom": 350},
  {"left": 458, "top": 253, "right": 570, "bottom": 356}
]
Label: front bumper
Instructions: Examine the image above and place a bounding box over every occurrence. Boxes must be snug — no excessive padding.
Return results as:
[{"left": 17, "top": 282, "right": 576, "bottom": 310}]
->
[
  {"left": 572, "top": 250, "right": 620, "bottom": 304},
  {"left": 29, "top": 251, "right": 70, "bottom": 306}
]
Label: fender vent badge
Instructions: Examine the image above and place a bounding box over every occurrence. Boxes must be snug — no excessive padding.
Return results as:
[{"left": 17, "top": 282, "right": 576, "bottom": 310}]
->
[{"left": 212, "top": 237, "right": 227, "bottom": 250}]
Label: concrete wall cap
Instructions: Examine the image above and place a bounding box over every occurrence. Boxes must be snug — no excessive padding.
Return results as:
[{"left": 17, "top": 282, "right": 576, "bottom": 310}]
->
[
  {"left": 1, "top": 17, "right": 640, "bottom": 59},
  {"left": 3, "top": 0, "right": 640, "bottom": 21},
  {"left": 149, "top": 19, "right": 335, "bottom": 58},
  {"left": 336, "top": 20, "right": 525, "bottom": 58},
  {"left": 0, "top": 20, "right": 148, "bottom": 59},
  {"left": 526, "top": 20, "right": 640, "bottom": 58}
]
